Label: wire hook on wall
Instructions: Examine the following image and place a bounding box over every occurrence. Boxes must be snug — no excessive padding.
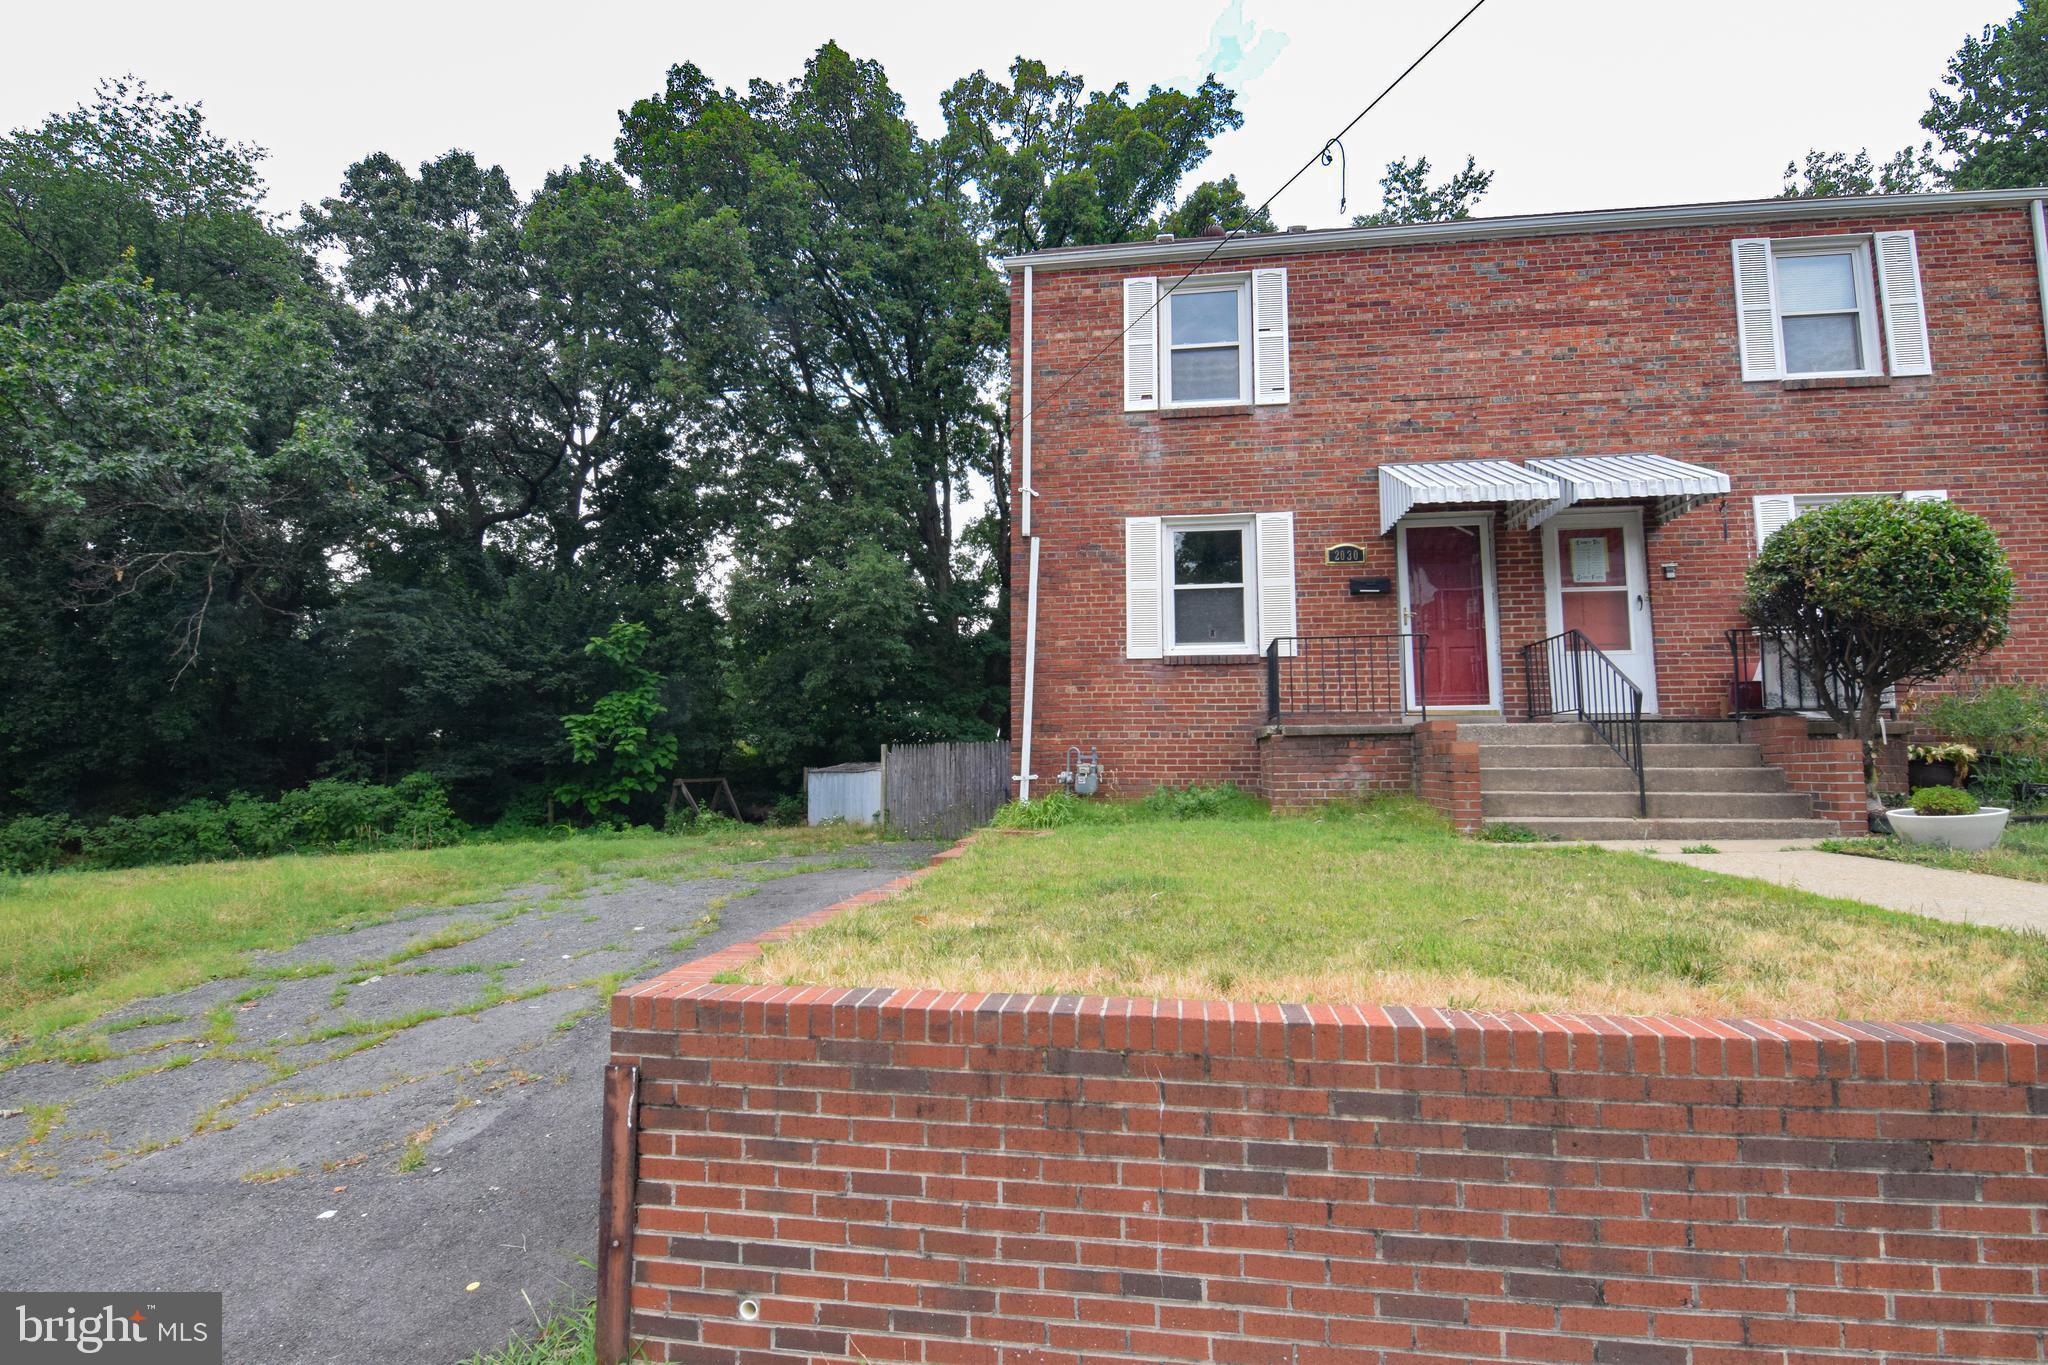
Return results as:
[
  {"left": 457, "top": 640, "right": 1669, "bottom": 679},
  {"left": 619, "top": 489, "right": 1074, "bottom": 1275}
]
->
[{"left": 1320, "top": 138, "right": 1347, "bottom": 217}]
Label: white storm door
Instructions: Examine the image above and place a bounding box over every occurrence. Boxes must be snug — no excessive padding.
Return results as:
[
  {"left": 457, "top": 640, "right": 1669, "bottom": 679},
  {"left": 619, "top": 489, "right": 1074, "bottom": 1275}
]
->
[{"left": 1542, "top": 509, "right": 1658, "bottom": 713}]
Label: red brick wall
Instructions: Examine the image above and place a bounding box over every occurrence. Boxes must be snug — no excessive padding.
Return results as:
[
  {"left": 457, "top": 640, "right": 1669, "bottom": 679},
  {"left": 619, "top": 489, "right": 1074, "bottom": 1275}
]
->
[
  {"left": 1741, "top": 715, "right": 1869, "bottom": 835},
  {"left": 1414, "top": 719, "right": 1483, "bottom": 832},
  {"left": 1011, "top": 206, "right": 2048, "bottom": 791},
  {"left": 1255, "top": 731, "right": 1413, "bottom": 807},
  {"left": 610, "top": 980, "right": 2048, "bottom": 1364}
]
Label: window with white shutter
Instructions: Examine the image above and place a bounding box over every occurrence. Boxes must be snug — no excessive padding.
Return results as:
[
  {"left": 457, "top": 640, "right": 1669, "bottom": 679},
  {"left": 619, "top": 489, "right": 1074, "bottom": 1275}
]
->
[
  {"left": 1731, "top": 239, "right": 1783, "bottom": 381},
  {"left": 1754, "top": 490, "right": 1946, "bottom": 550},
  {"left": 1752, "top": 494, "right": 1798, "bottom": 550},
  {"left": 1127, "top": 513, "right": 1299, "bottom": 659},
  {"left": 1124, "top": 517, "right": 1164, "bottom": 658},
  {"left": 1734, "top": 233, "right": 1930, "bottom": 381},
  {"left": 1251, "top": 269, "right": 1290, "bottom": 404},
  {"left": 1254, "top": 512, "right": 1297, "bottom": 652},
  {"left": 1123, "top": 278, "right": 1159, "bottom": 411},
  {"left": 1874, "top": 231, "right": 1933, "bottom": 376}
]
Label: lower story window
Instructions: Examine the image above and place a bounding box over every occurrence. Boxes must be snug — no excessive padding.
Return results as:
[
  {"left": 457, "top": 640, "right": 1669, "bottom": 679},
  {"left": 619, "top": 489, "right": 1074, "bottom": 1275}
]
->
[{"left": 1168, "top": 520, "right": 1252, "bottom": 653}]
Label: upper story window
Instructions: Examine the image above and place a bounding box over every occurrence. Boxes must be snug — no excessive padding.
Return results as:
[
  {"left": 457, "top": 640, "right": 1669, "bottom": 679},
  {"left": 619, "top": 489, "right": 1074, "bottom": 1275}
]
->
[
  {"left": 1122, "top": 269, "right": 1290, "bottom": 411},
  {"left": 1772, "top": 242, "right": 1879, "bottom": 378},
  {"left": 1164, "top": 284, "right": 1250, "bottom": 407},
  {"left": 1731, "top": 231, "right": 1931, "bottom": 382}
]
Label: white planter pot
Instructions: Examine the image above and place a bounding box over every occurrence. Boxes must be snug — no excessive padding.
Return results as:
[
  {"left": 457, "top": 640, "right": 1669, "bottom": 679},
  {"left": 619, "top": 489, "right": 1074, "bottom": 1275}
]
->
[{"left": 1885, "top": 807, "right": 2011, "bottom": 852}]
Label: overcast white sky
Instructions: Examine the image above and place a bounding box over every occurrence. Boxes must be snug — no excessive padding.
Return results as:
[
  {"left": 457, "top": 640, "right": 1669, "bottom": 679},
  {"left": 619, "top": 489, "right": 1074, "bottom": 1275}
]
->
[{"left": 2, "top": 0, "right": 2014, "bottom": 228}]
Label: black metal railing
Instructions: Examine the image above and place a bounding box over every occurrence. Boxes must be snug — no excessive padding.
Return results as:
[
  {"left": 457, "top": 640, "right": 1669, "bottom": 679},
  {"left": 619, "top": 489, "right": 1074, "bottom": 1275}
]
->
[
  {"left": 1521, "top": 629, "right": 1647, "bottom": 816},
  {"left": 1265, "top": 633, "right": 1426, "bottom": 723},
  {"left": 1726, "top": 626, "right": 1895, "bottom": 718}
]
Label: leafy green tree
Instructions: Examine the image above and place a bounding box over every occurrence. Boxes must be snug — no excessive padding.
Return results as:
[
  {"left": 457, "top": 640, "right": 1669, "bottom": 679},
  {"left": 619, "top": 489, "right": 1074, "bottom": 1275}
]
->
[
  {"left": 1155, "top": 175, "right": 1275, "bottom": 237},
  {"left": 297, "top": 152, "right": 568, "bottom": 555},
  {"left": 1924, "top": 0, "right": 2048, "bottom": 190},
  {"left": 0, "top": 263, "right": 358, "bottom": 808},
  {"left": 618, "top": 45, "right": 1006, "bottom": 780},
  {"left": 555, "top": 622, "right": 678, "bottom": 818},
  {"left": 0, "top": 77, "right": 303, "bottom": 309},
  {"left": 1351, "top": 155, "right": 1494, "bottom": 227},
  {"left": 936, "top": 59, "right": 1254, "bottom": 254},
  {"left": 1778, "top": 145, "right": 1946, "bottom": 198},
  {"left": 1744, "top": 498, "right": 2013, "bottom": 796}
]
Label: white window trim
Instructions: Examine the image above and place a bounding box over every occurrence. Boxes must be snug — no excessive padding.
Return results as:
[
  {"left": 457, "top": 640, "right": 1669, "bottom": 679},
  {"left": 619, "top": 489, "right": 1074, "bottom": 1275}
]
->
[
  {"left": 1770, "top": 236, "right": 1884, "bottom": 380},
  {"left": 1160, "top": 275, "right": 1253, "bottom": 410},
  {"left": 1160, "top": 515, "right": 1257, "bottom": 655}
]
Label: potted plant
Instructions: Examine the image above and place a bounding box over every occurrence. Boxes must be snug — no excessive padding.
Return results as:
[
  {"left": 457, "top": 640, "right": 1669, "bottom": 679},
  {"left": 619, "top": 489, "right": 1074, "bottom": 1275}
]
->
[
  {"left": 1886, "top": 785, "right": 2011, "bottom": 851},
  {"left": 1907, "top": 740, "right": 1976, "bottom": 789}
]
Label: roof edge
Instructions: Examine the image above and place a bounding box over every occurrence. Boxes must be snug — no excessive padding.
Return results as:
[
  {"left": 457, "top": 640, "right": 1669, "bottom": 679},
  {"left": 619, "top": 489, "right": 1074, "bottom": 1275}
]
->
[{"left": 999, "top": 188, "right": 2048, "bottom": 273}]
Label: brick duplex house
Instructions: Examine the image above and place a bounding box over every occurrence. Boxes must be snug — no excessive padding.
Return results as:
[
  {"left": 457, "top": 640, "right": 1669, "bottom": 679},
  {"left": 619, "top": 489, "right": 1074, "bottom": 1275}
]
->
[{"left": 1002, "top": 189, "right": 2048, "bottom": 837}]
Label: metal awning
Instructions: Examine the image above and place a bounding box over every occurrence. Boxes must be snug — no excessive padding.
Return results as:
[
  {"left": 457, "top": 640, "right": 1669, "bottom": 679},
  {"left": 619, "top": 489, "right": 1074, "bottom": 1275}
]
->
[
  {"left": 1522, "top": 454, "right": 1731, "bottom": 528},
  {"left": 1376, "top": 460, "right": 1561, "bottom": 535}
]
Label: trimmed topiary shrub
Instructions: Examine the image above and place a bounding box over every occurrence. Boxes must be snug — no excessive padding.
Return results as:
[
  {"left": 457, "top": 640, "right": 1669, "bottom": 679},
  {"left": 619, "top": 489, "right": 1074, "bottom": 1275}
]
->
[
  {"left": 1745, "top": 497, "right": 2013, "bottom": 798},
  {"left": 1908, "top": 785, "right": 1981, "bottom": 816}
]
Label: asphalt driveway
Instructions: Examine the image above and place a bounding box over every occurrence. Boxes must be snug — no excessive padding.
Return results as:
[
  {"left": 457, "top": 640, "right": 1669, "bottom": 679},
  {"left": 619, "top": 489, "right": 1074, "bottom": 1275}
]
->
[{"left": 0, "top": 841, "right": 936, "bottom": 1364}]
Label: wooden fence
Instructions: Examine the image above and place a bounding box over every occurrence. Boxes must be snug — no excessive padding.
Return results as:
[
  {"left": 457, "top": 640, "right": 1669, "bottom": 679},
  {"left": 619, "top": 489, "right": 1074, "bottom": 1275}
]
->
[{"left": 881, "top": 740, "right": 1011, "bottom": 839}]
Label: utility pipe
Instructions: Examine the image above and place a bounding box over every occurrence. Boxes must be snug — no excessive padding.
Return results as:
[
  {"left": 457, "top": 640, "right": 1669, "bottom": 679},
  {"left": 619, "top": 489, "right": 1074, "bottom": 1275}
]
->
[
  {"left": 1016, "top": 265, "right": 1041, "bottom": 801},
  {"left": 2031, "top": 201, "right": 2048, "bottom": 358}
]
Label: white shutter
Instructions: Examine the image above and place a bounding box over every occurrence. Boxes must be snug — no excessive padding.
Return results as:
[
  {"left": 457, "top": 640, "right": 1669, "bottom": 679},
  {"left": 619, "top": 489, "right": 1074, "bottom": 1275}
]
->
[
  {"left": 1251, "top": 268, "right": 1290, "bottom": 405},
  {"left": 1122, "top": 277, "right": 1159, "bottom": 411},
  {"left": 1903, "top": 489, "right": 1949, "bottom": 502},
  {"left": 1731, "top": 238, "right": 1782, "bottom": 381},
  {"left": 1125, "top": 516, "right": 1163, "bottom": 658},
  {"left": 1254, "top": 512, "right": 1297, "bottom": 656},
  {"left": 1753, "top": 494, "right": 1797, "bottom": 551},
  {"left": 1874, "top": 231, "right": 1933, "bottom": 376}
]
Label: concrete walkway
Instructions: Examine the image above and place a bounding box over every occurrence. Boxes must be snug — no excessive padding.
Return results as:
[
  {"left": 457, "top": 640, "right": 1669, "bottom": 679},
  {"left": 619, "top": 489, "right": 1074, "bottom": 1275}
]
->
[{"left": 1588, "top": 839, "right": 2048, "bottom": 933}]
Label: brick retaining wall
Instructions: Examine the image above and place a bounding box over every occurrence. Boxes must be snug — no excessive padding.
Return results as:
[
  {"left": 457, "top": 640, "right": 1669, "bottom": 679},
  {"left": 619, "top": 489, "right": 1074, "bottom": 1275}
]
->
[
  {"left": 607, "top": 878, "right": 2048, "bottom": 1363},
  {"left": 1413, "top": 720, "right": 1483, "bottom": 833},
  {"left": 1255, "top": 731, "right": 1414, "bottom": 809},
  {"left": 1740, "top": 715, "right": 1868, "bottom": 835}
]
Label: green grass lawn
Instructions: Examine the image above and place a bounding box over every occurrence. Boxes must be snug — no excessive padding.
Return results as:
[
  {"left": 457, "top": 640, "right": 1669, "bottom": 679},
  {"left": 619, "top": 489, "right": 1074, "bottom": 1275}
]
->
[
  {"left": 459, "top": 1300, "right": 604, "bottom": 1365},
  {"left": 1818, "top": 818, "right": 2048, "bottom": 885},
  {"left": 740, "top": 800, "right": 2048, "bottom": 1023},
  {"left": 0, "top": 824, "right": 878, "bottom": 1045}
]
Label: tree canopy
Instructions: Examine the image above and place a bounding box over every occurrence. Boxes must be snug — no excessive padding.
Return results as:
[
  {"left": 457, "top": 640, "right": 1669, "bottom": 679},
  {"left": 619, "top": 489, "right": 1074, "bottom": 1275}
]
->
[
  {"left": 1779, "top": 0, "right": 2048, "bottom": 195},
  {"left": 0, "top": 51, "right": 1255, "bottom": 826}
]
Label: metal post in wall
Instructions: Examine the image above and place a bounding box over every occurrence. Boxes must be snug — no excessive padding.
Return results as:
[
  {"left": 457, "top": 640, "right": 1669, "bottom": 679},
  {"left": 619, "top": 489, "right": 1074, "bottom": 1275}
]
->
[{"left": 596, "top": 1062, "right": 640, "bottom": 1365}]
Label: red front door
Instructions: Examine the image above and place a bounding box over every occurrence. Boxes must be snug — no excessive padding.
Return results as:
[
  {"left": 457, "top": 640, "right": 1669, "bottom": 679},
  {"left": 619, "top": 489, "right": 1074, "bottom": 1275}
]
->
[{"left": 1404, "top": 523, "right": 1490, "bottom": 707}]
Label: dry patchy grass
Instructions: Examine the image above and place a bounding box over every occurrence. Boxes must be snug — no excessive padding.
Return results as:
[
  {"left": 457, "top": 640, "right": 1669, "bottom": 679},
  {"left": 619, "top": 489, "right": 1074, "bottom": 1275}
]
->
[
  {"left": 0, "top": 824, "right": 880, "bottom": 1044},
  {"left": 741, "top": 801, "right": 2048, "bottom": 1022}
]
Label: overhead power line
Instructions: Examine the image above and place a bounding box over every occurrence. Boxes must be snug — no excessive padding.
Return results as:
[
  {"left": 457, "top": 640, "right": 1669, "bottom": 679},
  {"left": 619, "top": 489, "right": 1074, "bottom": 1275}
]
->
[{"left": 1016, "top": 0, "right": 1494, "bottom": 430}]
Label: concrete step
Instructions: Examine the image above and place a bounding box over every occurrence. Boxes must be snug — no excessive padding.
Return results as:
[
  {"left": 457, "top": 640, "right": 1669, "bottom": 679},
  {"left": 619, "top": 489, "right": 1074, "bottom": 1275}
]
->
[
  {"left": 1490, "top": 816, "right": 1842, "bottom": 841},
  {"left": 1477, "top": 743, "right": 1628, "bottom": 769},
  {"left": 1641, "top": 743, "right": 1765, "bottom": 768},
  {"left": 1639, "top": 720, "right": 1742, "bottom": 744},
  {"left": 1460, "top": 720, "right": 1741, "bottom": 745},
  {"left": 1477, "top": 742, "right": 1763, "bottom": 770},
  {"left": 1458, "top": 722, "right": 1600, "bottom": 745},
  {"left": 1480, "top": 765, "right": 1792, "bottom": 794},
  {"left": 1482, "top": 790, "right": 1817, "bottom": 819}
]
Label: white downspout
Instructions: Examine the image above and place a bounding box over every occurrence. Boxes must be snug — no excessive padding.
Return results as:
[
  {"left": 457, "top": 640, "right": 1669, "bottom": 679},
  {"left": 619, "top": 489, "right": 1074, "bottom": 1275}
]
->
[
  {"left": 2031, "top": 201, "right": 2048, "bottom": 357},
  {"left": 1016, "top": 264, "right": 1041, "bottom": 802}
]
